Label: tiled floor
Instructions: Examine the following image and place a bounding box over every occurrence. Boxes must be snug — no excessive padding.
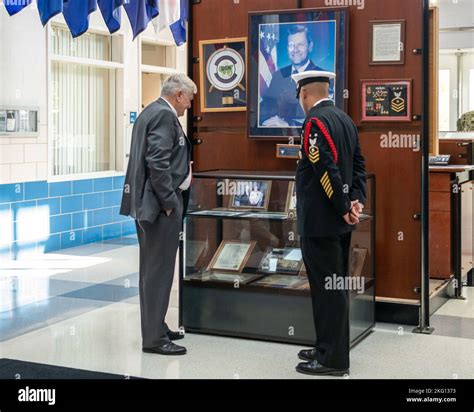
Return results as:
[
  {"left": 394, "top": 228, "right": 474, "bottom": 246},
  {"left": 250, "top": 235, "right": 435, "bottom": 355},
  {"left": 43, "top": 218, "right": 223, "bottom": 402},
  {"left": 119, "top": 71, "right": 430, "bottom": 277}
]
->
[{"left": 0, "top": 235, "right": 473, "bottom": 379}]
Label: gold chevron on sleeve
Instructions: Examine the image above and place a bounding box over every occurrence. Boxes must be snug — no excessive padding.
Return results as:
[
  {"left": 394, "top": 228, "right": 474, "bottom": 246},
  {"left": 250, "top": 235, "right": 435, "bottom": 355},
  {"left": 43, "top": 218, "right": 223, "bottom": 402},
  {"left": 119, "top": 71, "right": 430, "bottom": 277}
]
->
[{"left": 320, "top": 171, "right": 334, "bottom": 199}]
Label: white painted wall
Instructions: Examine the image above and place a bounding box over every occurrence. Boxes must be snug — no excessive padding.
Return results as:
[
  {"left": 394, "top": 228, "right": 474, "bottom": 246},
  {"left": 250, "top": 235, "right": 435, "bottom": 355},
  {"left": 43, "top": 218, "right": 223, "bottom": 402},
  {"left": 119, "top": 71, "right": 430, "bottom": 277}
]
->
[{"left": 0, "top": 5, "right": 187, "bottom": 184}]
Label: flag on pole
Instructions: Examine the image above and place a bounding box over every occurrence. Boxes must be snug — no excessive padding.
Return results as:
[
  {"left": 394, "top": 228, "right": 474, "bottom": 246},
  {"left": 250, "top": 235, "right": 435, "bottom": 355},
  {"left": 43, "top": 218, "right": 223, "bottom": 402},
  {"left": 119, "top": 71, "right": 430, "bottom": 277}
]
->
[
  {"left": 62, "top": 0, "right": 98, "bottom": 38},
  {"left": 124, "top": 0, "right": 159, "bottom": 40},
  {"left": 3, "top": 0, "right": 32, "bottom": 16},
  {"left": 258, "top": 24, "right": 279, "bottom": 95},
  {"left": 98, "top": 0, "right": 125, "bottom": 34},
  {"left": 152, "top": 0, "right": 188, "bottom": 46},
  {"left": 37, "top": 0, "right": 63, "bottom": 26}
]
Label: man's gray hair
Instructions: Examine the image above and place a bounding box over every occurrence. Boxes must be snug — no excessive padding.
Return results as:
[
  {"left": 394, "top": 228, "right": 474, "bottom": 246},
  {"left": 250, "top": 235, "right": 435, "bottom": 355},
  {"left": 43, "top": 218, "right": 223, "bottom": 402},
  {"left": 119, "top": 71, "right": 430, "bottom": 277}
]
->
[{"left": 161, "top": 73, "right": 197, "bottom": 97}]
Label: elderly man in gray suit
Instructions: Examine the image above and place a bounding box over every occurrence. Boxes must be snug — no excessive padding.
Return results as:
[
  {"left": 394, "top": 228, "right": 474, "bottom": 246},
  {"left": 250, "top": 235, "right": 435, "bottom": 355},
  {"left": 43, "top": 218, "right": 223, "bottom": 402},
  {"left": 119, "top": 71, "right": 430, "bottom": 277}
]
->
[{"left": 120, "top": 74, "right": 197, "bottom": 355}]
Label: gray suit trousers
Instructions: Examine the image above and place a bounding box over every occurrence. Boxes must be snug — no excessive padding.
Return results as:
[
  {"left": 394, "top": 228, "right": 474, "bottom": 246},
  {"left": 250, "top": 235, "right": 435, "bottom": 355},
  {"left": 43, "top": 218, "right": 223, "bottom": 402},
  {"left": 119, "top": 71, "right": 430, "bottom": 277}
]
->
[{"left": 135, "top": 191, "right": 183, "bottom": 348}]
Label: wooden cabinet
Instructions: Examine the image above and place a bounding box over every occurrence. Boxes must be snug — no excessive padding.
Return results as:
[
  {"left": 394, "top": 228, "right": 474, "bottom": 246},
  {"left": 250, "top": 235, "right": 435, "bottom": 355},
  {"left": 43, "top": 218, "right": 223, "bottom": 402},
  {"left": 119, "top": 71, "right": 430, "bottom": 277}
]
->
[{"left": 429, "top": 167, "right": 474, "bottom": 281}]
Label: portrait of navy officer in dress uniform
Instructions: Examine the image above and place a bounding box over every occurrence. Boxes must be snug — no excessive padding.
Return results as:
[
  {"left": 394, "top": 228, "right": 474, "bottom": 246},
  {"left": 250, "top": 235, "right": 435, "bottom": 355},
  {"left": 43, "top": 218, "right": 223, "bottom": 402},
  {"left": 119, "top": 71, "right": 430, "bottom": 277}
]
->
[{"left": 259, "top": 24, "right": 335, "bottom": 128}]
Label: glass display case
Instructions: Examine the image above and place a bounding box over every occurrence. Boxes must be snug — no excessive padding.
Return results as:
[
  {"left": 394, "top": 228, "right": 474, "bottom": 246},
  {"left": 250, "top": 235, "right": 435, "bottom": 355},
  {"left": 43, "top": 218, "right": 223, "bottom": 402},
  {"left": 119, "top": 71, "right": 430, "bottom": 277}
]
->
[{"left": 180, "top": 170, "right": 375, "bottom": 345}]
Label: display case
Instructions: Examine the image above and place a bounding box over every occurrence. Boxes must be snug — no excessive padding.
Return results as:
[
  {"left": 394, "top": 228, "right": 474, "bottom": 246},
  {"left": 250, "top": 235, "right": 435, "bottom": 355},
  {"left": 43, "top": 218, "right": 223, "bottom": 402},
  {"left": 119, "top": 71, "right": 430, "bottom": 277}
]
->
[{"left": 180, "top": 170, "right": 375, "bottom": 346}]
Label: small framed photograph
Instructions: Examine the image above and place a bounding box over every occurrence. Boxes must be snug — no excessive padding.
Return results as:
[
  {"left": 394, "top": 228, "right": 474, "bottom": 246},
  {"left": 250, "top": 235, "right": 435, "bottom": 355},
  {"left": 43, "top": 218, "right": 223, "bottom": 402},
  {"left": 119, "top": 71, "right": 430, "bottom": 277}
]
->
[
  {"left": 206, "top": 240, "right": 256, "bottom": 273},
  {"left": 229, "top": 180, "right": 272, "bottom": 210},
  {"left": 199, "top": 37, "right": 247, "bottom": 112},
  {"left": 285, "top": 181, "right": 297, "bottom": 216},
  {"left": 361, "top": 79, "right": 412, "bottom": 122},
  {"left": 369, "top": 20, "right": 405, "bottom": 65}
]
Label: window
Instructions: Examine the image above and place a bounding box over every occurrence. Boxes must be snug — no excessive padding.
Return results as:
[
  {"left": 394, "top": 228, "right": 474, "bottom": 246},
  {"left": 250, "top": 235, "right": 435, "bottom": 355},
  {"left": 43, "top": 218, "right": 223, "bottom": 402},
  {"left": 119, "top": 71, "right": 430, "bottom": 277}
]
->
[
  {"left": 49, "top": 26, "right": 122, "bottom": 176},
  {"left": 140, "top": 39, "right": 178, "bottom": 108},
  {"left": 439, "top": 69, "right": 450, "bottom": 131}
]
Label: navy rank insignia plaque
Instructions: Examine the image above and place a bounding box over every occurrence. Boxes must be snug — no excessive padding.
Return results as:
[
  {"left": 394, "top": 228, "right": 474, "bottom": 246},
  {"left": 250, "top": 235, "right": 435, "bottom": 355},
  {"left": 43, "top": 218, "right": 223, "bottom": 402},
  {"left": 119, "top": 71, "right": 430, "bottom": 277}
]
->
[
  {"left": 361, "top": 79, "right": 412, "bottom": 122},
  {"left": 199, "top": 38, "right": 247, "bottom": 112}
]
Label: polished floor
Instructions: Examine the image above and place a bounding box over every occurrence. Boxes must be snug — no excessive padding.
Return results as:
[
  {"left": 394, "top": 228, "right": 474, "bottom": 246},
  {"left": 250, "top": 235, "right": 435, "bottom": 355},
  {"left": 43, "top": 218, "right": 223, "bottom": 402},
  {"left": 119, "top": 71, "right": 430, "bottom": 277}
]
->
[{"left": 0, "top": 236, "right": 473, "bottom": 379}]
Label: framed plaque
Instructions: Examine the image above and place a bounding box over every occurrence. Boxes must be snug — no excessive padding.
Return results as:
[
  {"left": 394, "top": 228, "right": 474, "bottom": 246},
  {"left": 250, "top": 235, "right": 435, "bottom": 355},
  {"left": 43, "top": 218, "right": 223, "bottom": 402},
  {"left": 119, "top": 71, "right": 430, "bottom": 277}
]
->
[
  {"left": 276, "top": 144, "right": 300, "bottom": 159},
  {"left": 361, "top": 79, "right": 412, "bottom": 122},
  {"left": 206, "top": 240, "right": 256, "bottom": 273},
  {"left": 369, "top": 20, "right": 405, "bottom": 65},
  {"left": 199, "top": 37, "right": 247, "bottom": 112},
  {"left": 229, "top": 180, "right": 272, "bottom": 211}
]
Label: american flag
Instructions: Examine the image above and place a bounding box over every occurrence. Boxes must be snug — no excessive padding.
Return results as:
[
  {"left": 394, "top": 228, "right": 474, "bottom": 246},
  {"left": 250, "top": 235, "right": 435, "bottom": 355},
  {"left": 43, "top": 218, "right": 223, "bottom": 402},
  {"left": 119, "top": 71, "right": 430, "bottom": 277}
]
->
[{"left": 259, "top": 24, "right": 279, "bottom": 95}]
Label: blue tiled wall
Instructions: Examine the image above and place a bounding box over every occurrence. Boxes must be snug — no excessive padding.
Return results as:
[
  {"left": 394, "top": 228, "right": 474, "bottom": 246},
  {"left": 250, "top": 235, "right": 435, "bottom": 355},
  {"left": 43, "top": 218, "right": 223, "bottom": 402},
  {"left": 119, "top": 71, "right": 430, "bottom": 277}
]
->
[{"left": 0, "top": 176, "right": 136, "bottom": 260}]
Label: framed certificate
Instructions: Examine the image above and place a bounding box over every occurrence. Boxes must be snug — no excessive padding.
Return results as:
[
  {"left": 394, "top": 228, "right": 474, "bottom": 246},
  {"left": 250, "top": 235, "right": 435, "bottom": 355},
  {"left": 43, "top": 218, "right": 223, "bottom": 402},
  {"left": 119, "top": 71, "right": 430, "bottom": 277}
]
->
[
  {"left": 199, "top": 37, "right": 247, "bottom": 112},
  {"left": 229, "top": 180, "right": 272, "bottom": 211},
  {"left": 206, "top": 240, "right": 256, "bottom": 273},
  {"left": 369, "top": 20, "right": 405, "bottom": 65},
  {"left": 361, "top": 79, "right": 412, "bottom": 122}
]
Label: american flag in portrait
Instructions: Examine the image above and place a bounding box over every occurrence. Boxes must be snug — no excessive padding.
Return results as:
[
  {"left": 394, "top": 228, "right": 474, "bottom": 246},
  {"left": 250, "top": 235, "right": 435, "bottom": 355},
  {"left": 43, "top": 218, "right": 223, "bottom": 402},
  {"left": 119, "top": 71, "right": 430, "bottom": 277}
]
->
[{"left": 258, "top": 24, "right": 279, "bottom": 97}]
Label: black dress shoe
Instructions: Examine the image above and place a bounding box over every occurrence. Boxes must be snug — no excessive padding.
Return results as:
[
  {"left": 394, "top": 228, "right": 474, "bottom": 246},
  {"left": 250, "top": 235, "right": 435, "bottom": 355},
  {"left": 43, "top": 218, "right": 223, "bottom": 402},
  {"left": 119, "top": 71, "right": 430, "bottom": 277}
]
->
[
  {"left": 295, "top": 360, "right": 348, "bottom": 377},
  {"left": 298, "top": 348, "right": 317, "bottom": 361},
  {"left": 143, "top": 341, "right": 187, "bottom": 356},
  {"left": 167, "top": 330, "right": 185, "bottom": 341}
]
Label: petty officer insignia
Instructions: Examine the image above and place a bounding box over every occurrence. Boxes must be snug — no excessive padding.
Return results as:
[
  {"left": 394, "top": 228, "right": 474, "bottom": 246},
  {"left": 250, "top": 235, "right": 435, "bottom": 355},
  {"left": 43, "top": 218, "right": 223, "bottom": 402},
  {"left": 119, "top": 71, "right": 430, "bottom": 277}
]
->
[{"left": 308, "top": 137, "right": 319, "bottom": 164}]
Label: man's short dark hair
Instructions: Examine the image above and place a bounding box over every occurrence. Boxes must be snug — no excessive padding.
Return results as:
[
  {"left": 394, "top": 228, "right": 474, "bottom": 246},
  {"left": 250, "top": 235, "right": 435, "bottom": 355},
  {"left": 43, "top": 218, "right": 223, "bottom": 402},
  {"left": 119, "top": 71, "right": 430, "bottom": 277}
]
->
[{"left": 287, "top": 25, "right": 313, "bottom": 44}]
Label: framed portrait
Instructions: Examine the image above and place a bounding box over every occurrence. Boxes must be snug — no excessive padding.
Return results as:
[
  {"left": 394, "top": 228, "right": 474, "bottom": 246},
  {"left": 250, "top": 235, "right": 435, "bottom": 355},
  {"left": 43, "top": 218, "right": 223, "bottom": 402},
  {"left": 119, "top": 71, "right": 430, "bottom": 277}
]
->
[
  {"left": 248, "top": 8, "right": 348, "bottom": 139},
  {"left": 285, "top": 181, "right": 297, "bottom": 217},
  {"left": 229, "top": 180, "right": 272, "bottom": 210},
  {"left": 206, "top": 240, "right": 256, "bottom": 273},
  {"left": 199, "top": 37, "right": 247, "bottom": 112},
  {"left": 369, "top": 20, "right": 405, "bottom": 65},
  {"left": 361, "top": 79, "right": 412, "bottom": 122}
]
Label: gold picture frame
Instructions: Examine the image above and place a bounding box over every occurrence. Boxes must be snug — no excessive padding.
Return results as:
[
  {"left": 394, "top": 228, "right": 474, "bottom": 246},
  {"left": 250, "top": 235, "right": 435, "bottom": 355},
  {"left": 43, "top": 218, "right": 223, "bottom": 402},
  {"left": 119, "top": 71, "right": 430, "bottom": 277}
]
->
[
  {"left": 206, "top": 240, "right": 256, "bottom": 273},
  {"left": 199, "top": 37, "right": 247, "bottom": 113}
]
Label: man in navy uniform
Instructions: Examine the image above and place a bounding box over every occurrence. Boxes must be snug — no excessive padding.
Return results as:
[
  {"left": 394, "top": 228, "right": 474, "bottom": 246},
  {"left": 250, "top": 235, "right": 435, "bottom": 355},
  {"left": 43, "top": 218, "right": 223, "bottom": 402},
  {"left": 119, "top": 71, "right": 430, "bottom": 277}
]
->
[{"left": 291, "top": 70, "right": 366, "bottom": 376}]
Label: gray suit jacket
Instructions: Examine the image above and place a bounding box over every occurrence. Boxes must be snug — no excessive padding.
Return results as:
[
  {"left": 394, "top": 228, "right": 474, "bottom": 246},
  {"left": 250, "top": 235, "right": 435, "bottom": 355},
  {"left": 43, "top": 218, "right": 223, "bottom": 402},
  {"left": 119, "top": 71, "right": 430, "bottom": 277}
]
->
[{"left": 120, "top": 98, "right": 191, "bottom": 223}]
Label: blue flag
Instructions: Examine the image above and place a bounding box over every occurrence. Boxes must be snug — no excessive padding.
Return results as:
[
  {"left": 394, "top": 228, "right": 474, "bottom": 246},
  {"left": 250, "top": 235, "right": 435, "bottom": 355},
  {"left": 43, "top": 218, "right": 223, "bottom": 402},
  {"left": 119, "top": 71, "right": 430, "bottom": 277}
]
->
[
  {"left": 98, "top": 0, "right": 125, "bottom": 34},
  {"left": 4, "top": 0, "right": 32, "bottom": 16},
  {"left": 124, "top": 0, "right": 159, "bottom": 40},
  {"left": 63, "top": 0, "right": 98, "bottom": 38},
  {"left": 37, "top": 0, "right": 63, "bottom": 26},
  {"left": 169, "top": 0, "right": 188, "bottom": 46}
]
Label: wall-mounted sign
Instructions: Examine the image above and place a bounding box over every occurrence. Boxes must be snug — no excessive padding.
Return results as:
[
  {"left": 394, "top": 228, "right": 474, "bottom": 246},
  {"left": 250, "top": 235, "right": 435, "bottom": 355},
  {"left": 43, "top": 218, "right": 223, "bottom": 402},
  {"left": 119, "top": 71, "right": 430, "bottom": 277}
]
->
[
  {"left": 361, "top": 79, "right": 412, "bottom": 122},
  {"left": 199, "top": 38, "right": 247, "bottom": 112}
]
